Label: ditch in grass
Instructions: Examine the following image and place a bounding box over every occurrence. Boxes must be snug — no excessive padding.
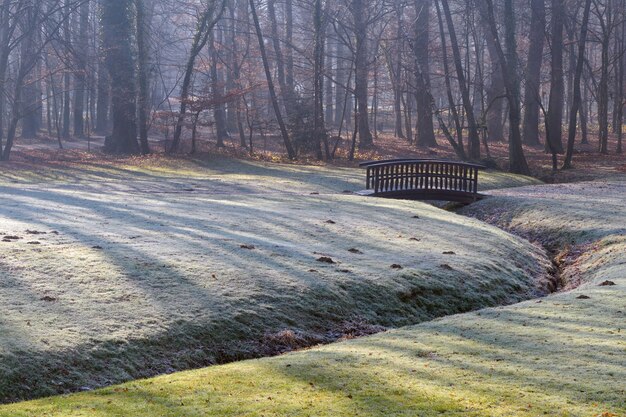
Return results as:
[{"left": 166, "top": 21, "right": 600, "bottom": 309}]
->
[
  {"left": 2, "top": 214, "right": 624, "bottom": 416},
  {"left": 0, "top": 158, "right": 548, "bottom": 403}
]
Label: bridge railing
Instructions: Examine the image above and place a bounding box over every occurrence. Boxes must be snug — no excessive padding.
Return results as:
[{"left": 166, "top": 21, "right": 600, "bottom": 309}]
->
[{"left": 359, "top": 159, "right": 485, "bottom": 199}]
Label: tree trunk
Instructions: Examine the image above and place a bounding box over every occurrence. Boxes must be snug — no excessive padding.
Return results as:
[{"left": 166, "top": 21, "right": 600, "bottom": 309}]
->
[
  {"left": 21, "top": 54, "right": 41, "bottom": 138},
  {"left": 335, "top": 40, "right": 351, "bottom": 128},
  {"left": 267, "top": 0, "right": 295, "bottom": 115},
  {"left": 225, "top": 0, "right": 238, "bottom": 133},
  {"left": 616, "top": 0, "right": 625, "bottom": 153},
  {"left": 546, "top": 0, "right": 565, "bottom": 154},
  {"left": 101, "top": 0, "right": 139, "bottom": 154},
  {"left": 351, "top": 0, "right": 373, "bottom": 148},
  {"left": 169, "top": 0, "right": 226, "bottom": 153},
  {"left": 563, "top": 0, "right": 592, "bottom": 168},
  {"left": 61, "top": 0, "right": 71, "bottom": 139},
  {"left": 136, "top": 0, "right": 151, "bottom": 154},
  {"left": 434, "top": 0, "right": 466, "bottom": 159},
  {"left": 441, "top": 0, "right": 480, "bottom": 159},
  {"left": 2, "top": 1, "right": 42, "bottom": 160},
  {"left": 598, "top": 30, "right": 610, "bottom": 154},
  {"left": 414, "top": 0, "right": 437, "bottom": 147},
  {"left": 249, "top": 0, "right": 295, "bottom": 159},
  {"left": 285, "top": 0, "right": 295, "bottom": 94},
  {"left": 313, "top": 0, "right": 328, "bottom": 159},
  {"left": 522, "top": 0, "right": 545, "bottom": 146},
  {"left": 209, "top": 27, "right": 229, "bottom": 147},
  {"left": 95, "top": 55, "right": 110, "bottom": 134},
  {"left": 324, "top": 23, "right": 334, "bottom": 127},
  {"left": 478, "top": 1, "right": 505, "bottom": 142},
  {"left": 484, "top": 0, "right": 530, "bottom": 174},
  {"left": 73, "top": 0, "right": 89, "bottom": 138}
]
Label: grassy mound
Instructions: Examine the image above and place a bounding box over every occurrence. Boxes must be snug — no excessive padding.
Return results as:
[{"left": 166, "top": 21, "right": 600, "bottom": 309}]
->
[
  {"left": 0, "top": 157, "right": 546, "bottom": 402},
  {"left": 2, "top": 174, "right": 623, "bottom": 416}
]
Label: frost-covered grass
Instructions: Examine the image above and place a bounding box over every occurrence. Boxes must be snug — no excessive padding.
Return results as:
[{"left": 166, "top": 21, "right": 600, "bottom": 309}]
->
[
  {"left": 0, "top": 157, "right": 546, "bottom": 402},
  {"left": 4, "top": 282, "right": 622, "bottom": 417},
  {"left": 0, "top": 154, "right": 539, "bottom": 192},
  {"left": 2, "top": 171, "right": 623, "bottom": 417}
]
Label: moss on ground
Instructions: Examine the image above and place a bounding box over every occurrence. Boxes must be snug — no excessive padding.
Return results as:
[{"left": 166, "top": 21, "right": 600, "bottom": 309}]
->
[{"left": 0, "top": 157, "right": 547, "bottom": 403}]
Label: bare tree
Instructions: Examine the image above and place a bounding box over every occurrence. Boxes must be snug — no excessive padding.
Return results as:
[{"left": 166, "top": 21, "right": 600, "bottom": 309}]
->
[
  {"left": 484, "top": 0, "right": 530, "bottom": 174},
  {"left": 564, "top": 0, "right": 593, "bottom": 168},
  {"left": 522, "top": 0, "right": 546, "bottom": 146},
  {"left": 169, "top": 0, "right": 226, "bottom": 153},
  {"left": 249, "top": 0, "right": 295, "bottom": 159},
  {"left": 546, "top": 0, "right": 566, "bottom": 155}
]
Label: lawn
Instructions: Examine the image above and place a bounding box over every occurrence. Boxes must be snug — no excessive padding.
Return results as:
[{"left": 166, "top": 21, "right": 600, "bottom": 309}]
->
[
  {"left": 0, "top": 156, "right": 546, "bottom": 403},
  {"left": 2, "top": 176, "right": 624, "bottom": 416}
]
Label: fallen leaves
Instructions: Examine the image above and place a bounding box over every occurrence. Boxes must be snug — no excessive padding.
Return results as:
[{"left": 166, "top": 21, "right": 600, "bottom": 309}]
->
[
  {"left": 317, "top": 256, "right": 336, "bottom": 264},
  {"left": 25, "top": 230, "right": 47, "bottom": 235}
]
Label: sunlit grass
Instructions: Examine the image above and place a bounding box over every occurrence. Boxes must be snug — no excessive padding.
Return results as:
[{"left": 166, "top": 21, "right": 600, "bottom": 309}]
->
[
  {"left": 3, "top": 173, "right": 624, "bottom": 416},
  {"left": 0, "top": 153, "right": 540, "bottom": 193},
  {"left": 0, "top": 157, "right": 547, "bottom": 403},
  {"left": 2, "top": 236, "right": 623, "bottom": 416}
]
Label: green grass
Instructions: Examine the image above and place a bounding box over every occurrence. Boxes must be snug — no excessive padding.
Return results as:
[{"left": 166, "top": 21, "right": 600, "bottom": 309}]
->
[
  {"left": 0, "top": 156, "right": 547, "bottom": 403},
  {"left": 0, "top": 153, "right": 540, "bottom": 192},
  {"left": 2, "top": 168, "right": 623, "bottom": 416},
  {"left": 2, "top": 237, "right": 623, "bottom": 416}
]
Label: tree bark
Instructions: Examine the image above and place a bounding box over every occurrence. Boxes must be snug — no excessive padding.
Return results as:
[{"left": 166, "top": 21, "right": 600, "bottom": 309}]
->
[
  {"left": 351, "top": 0, "right": 373, "bottom": 147},
  {"left": 546, "top": 0, "right": 565, "bottom": 154},
  {"left": 334, "top": 40, "right": 351, "bottom": 128},
  {"left": 73, "top": 0, "right": 89, "bottom": 138},
  {"left": 478, "top": 0, "right": 505, "bottom": 142},
  {"left": 563, "top": 0, "right": 592, "bottom": 168},
  {"left": 441, "top": 0, "right": 480, "bottom": 159},
  {"left": 101, "top": 0, "right": 139, "bottom": 154},
  {"left": 414, "top": 0, "right": 437, "bottom": 147},
  {"left": 209, "top": 27, "right": 230, "bottom": 147},
  {"left": 169, "top": 0, "right": 226, "bottom": 153},
  {"left": 249, "top": 0, "right": 295, "bottom": 158},
  {"left": 522, "top": 0, "right": 545, "bottom": 146},
  {"left": 136, "top": 0, "right": 151, "bottom": 154},
  {"left": 484, "top": 0, "right": 530, "bottom": 174}
]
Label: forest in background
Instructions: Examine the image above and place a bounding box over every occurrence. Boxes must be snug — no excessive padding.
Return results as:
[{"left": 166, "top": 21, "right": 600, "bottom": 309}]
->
[{"left": 0, "top": 0, "right": 624, "bottom": 175}]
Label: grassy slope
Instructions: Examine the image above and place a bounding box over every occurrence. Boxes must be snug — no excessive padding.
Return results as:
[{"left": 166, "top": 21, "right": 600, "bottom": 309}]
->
[
  {"left": 2, "top": 173, "right": 624, "bottom": 417},
  {"left": 0, "top": 154, "right": 537, "bottom": 192},
  {"left": 0, "top": 157, "right": 545, "bottom": 402}
]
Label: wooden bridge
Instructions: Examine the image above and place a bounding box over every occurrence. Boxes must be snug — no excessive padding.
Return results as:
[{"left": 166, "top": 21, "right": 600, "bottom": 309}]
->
[{"left": 357, "top": 159, "right": 486, "bottom": 204}]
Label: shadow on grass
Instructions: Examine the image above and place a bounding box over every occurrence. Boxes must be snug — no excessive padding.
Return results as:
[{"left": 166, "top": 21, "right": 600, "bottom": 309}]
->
[{"left": 0, "top": 176, "right": 550, "bottom": 403}]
